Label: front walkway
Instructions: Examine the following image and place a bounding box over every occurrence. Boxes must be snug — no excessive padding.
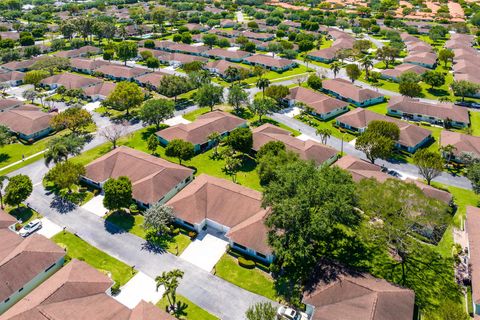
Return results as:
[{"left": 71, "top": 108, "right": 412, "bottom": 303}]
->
[
  {"left": 37, "top": 217, "right": 63, "bottom": 238},
  {"left": 180, "top": 230, "right": 229, "bottom": 272},
  {"left": 114, "top": 272, "right": 165, "bottom": 309},
  {"left": 81, "top": 195, "right": 108, "bottom": 217}
]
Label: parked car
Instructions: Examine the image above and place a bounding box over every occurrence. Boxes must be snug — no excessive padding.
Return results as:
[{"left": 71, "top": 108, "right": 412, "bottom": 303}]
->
[
  {"left": 277, "top": 306, "right": 309, "bottom": 320},
  {"left": 19, "top": 219, "right": 42, "bottom": 237}
]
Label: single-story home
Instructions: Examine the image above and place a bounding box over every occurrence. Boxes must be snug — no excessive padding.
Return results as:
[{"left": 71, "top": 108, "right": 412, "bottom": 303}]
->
[
  {"left": 252, "top": 123, "right": 338, "bottom": 166},
  {"left": 387, "top": 96, "right": 470, "bottom": 128},
  {"left": 0, "top": 56, "right": 44, "bottom": 72},
  {"left": 380, "top": 63, "right": 429, "bottom": 82},
  {"left": 82, "top": 146, "right": 194, "bottom": 207},
  {"left": 306, "top": 48, "right": 337, "bottom": 63},
  {"left": 156, "top": 111, "right": 247, "bottom": 153},
  {"left": 203, "top": 48, "right": 251, "bottom": 62},
  {"left": 0, "top": 98, "right": 23, "bottom": 112},
  {"left": 82, "top": 81, "right": 116, "bottom": 101},
  {"left": 95, "top": 65, "right": 151, "bottom": 81},
  {"left": 0, "top": 209, "right": 65, "bottom": 315},
  {"left": 286, "top": 87, "right": 349, "bottom": 120},
  {"left": 69, "top": 58, "right": 112, "bottom": 74},
  {"left": 53, "top": 45, "right": 102, "bottom": 59},
  {"left": 404, "top": 51, "right": 437, "bottom": 69},
  {"left": 40, "top": 72, "right": 102, "bottom": 90},
  {"left": 0, "top": 105, "right": 56, "bottom": 141},
  {"left": 204, "top": 60, "right": 249, "bottom": 80},
  {"left": 0, "top": 70, "right": 25, "bottom": 86},
  {"left": 336, "top": 108, "right": 432, "bottom": 153},
  {"left": 1, "top": 259, "right": 175, "bottom": 320},
  {"left": 166, "top": 44, "right": 209, "bottom": 56},
  {"left": 440, "top": 130, "right": 480, "bottom": 163},
  {"left": 167, "top": 174, "right": 273, "bottom": 263},
  {"left": 242, "top": 31, "right": 275, "bottom": 41},
  {"left": 321, "top": 78, "right": 385, "bottom": 107},
  {"left": 156, "top": 52, "right": 208, "bottom": 67},
  {"left": 243, "top": 54, "right": 297, "bottom": 72},
  {"left": 134, "top": 71, "right": 168, "bottom": 90}
]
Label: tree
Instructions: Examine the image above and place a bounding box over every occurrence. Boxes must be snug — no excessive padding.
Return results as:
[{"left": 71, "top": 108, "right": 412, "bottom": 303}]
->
[
  {"left": 315, "top": 128, "right": 331, "bottom": 144},
  {"left": 4, "top": 174, "right": 32, "bottom": 208},
  {"left": 139, "top": 98, "right": 175, "bottom": 130},
  {"left": 207, "top": 131, "right": 221, "bottom": 157},
  {"left": 412, "top": 149, "right": 444, "bottom": 185},
  {"left": 451, "top": 80, "right": 480, "bottom": 102},
  {"left": 165, "top": 139, "right": 194, "bottom": 164},
  {"left": 467, "top": 162, "right": 480, "bottom": 194},
  {"left": 103, "top": 176, "right": 133, "bottom": 211},
  {"left": 158, "top": 75, "right": 189, "bottom": 102},
  {"left": 360, "top": 56, "right": 373, "bottom": 77},
  {"left": 225, "top": 127, "right": 252, "bottom": 154},
  {"left": 330, "top": 62, "right": 341, "bottom": 78},
  {"left": 103, "top": 49, "right": 114, "bottom": 61},
  {"left": 264, "top": 85, "right": 289, "bottom": 107},
  {"left": 354, "top": 121, "right": 399, "bottom": 164},
  {"left": 202, "top": 33, "right": 217, "bottom": 48},
  {"left": 224, "top": 154, "right": 242, "bottom": 182},
  {"left": 147, "top": 134, "right": 160, "bottom": 154},
  {"left": 44, "top": 135, "right": 85, "bottom": 166},
  {"left": 307, "top": 74, "right": 322, "bottom": 90},
  {"left": 422, "top": 71, "right": 446, "bottom": 89},
  {"left": 438, "top": 49, "right": 454, "bottom": 68},
  {"left": 376, "top": 46, "right": 399, "bottom": 69},
  {"left": 0, "top": 125, "right": 11, "bottom": 147},
  {"left": 104, "top": 81, "right": 143, "bottom": 116},
  {"left": 440, "top": 144, "right": 457, "bottom": 164},
  {"left": 398, "top": 72, "right": 422, "bottom": 98},
  {"left": 30, "top": 56, "right": 69, "bottom": 76},
  {"left": 143, "top": 202, "right": 174, "bottom": 234},
  {"left": 0, "top": 176, "right": 9, "bottom": 209},
  {"left": 146, "top": 57, "right": 160, "bottom": 71},
  {"left": 183, "top": 61, "right": 205, "bottom": 73},
  {"left": 45, "top": 160, "right": 85, "bottom": 192},
  {"left": 353, "top": 39, "right": 371, "bottom": 54},
  {"left": 24, "top": 70, "right": 49, "bottom": 89},
  {"left": 256, "top": 78, "right": 270, "bottom": 97},
  {"left": 115, "top": 41, "right": 138, "bottom": 65},
  {"left": 50, "top": 107, "right": 93, "bottom": 134},
  {"left": 227, "top": 84, "right": 249, "bottom": 114},
  {"left": 345, "top": 64, "right": 361, "bottom": 83},
  {"left": 245, "top": 302, "right": 277, "bottom": 320},
  {"left": 100, "top": 122, "right": 128, "bottom": 149},
  {"left": 155, "top": 269, "right": 184, "bottom": 311},
  {"left": 264, "top": 162, "right": 359, "bottom": 297},
  {"left": 195, "top": 84, "right": 223, "bottom": 112},
  {"left": 224, "top": 66, "right": 241, "bottom": 83},
  {"left": 248, "top": 97, "right": 277, "bottom": 122}
]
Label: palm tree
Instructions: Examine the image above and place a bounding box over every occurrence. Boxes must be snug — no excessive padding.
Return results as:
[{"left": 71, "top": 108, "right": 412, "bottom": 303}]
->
[
  {"left": 256, "top": 78, "right": 270, "bottom": 97},
  {"left": 207, "top": 131, "right": 221, "bottom": 157},
  {"left": 440, "top": 144, "right": 457, "bottom": 165},
  {"left": 315, "top": 128, "right": 332, "bottom": 145},
  {"left": 156, "top": 269, "right": 184, "bottom": 312},
  {"left": 225, "top": 66, "right": 240, "bottom": 83},
  {"left": 330, "top": 62, "right": 341, "bottom": 78},
  {"left": 360, "top": 56, "right": 373, "bottom": 77},
  {"left": 303, "top": 55, "right": 311, "bottom": 71},
  {"left": 0, "top": 176, "right": 9, "bottom": 209}
]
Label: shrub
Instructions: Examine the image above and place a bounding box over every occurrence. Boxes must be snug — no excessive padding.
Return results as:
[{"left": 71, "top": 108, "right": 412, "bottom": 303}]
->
[
  {"left": 110, "top": 283, "right": 121, "bottom": 296},
  {"left": 188, "top": 231, "right": 197, "bottom": 239},
  {"left": 171, "top": 228, "right": 180, "bottom": 236},
  {"left": 238, "top": 256, "right": 255, "bottom": 269}
]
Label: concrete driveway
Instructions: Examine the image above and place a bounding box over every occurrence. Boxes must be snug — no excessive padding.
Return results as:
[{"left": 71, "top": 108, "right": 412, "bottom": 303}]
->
[
  {"left": 114, "top": 272, "right": 165, "bottom": 309},
  {"left": 81, "top": 195, "right": 108, "bottom": 217},
  {"left": 163, "top": 115, "right": 191, "bottom": 126},
  {"left": 180, "top": 232, "right": 228, "bottom": 272},
  {"left": 37, "top": 217, "right": 63, "bottom": 238}
]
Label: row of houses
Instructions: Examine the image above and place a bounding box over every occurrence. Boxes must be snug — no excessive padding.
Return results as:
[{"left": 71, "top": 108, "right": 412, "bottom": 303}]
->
[
  {"left": 447, "top": 33, "right": 480, "bottom": 96},
  {"left": 306, "top": 29, "right": 356, "bottom": 63},
  {"left": 401, "top": 33, "right": 438, "bottom": 69}
]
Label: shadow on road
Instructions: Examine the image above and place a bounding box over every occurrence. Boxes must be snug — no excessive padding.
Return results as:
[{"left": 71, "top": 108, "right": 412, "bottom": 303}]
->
[{"left": 50, "top": 195, "right": 77, "bottom": 214}]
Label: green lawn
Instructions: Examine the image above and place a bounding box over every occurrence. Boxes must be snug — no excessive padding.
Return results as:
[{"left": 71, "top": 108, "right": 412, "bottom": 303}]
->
[
  {"left": 0, "top": 135, "right": 53, "bottom": 170},
  {"left": 244, "top": 65, "right": 311, "bottom": 84},
  {"left": 294, "top": 112, "right": 356, "bottom": 142},
  {"left": 182, "top": 107, "right": 211, "bottom": 121},
  {"left": 214, "top": 253, "right": 277, "bottom": 301},
  {"left": 469, "top": 110, "right": 480, "bottom": 137},
  {"left": 7, "top": 204, "right": 42, "bottom": 227},
  {"left": 52, "top": 231, "right": 136, "bottom": 286},
  {"left": 156, "top": 294, "right": 218, "bottom": 320},
  {"left": 104, "top": 211, "right": 192, "bottom": 255}
]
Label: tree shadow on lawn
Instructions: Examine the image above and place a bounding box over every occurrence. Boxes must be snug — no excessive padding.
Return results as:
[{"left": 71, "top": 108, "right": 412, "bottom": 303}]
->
[
  {"left": 104, "top": 210, "right": 134, "bottom": 234},
  {"left": 140, "top": 125, "right": 168, "bottom": 141},
  {"left": 141, "top": 230, "right": 173, "bottom": 254},
  {"left": 9, "top": 206, "right": 35, "bottom": 223},
  {"left": 0, "top": 153, "right": 11, "bottom": 165},
  {"left": 427, "top": 88, "right": 450, "bottom": 97}
]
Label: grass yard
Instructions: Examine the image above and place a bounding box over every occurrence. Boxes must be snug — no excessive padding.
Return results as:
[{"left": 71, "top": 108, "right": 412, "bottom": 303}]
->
[
  {"left": 469, "top": 110, "right": 480, "bottom": 137},
  {"left": 214, "top": 253, "right": 277, "bottom": 301},
  {"left": 0, "top": 135, "right": 55, "bottom": 170},
  {"left": 294, "top": 112, "right": 356, "bottom": 142},
  {"left": 182, "top": 107, "right": 213, "bottom": 121},
  {"left": 365, "top": 101, "right": 389, "bottom": 115},
  {"left": 156, "top": 294, "right": 218, "bottom": 320},
  {"left": 52, "top": 231, "right": 136, "bottom": 286},
  {"left": 244, "top": 65, "right": 311, "bottom": 84},
  {"left": 7, "top": 204, "right": 42, "bottom": 226},
  {"left": 104, "top": 211, "right": 192, "bottom": 255}
]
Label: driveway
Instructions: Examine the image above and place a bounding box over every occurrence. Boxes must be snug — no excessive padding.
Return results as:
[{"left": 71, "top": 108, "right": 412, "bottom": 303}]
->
[
  {"left": 163, "top": 115, "right": 191, "bottom": 126},
  {"left": 81, "top": 195, "right": 108, "bottom": 217},
  {"left": 36, "top": 217, "right": 62, "bottom": 238},
  {"left": 180, "top": 231, "right": 229, "bottom": 272},
  {"left": 114, "top": 272, "right": 165, "bottom": 309}
]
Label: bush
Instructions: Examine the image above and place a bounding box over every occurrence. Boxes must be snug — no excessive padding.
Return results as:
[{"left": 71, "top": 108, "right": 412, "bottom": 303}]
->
[
  {"left": 238, "top": 256, "right": 255, "bottom": 269},
  {"left": 110, "top": 283, "right": 121, "bottom": 296},
  {"left": 188, "top": 231, "right": 197, "bottom": 239},
  {"left": 170, "top": 228, "right": 180, "bottom": 236}
]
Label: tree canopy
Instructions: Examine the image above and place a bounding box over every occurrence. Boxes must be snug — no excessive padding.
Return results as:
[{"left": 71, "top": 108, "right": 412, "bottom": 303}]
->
[{"left": 103, "top": 176, "right": 133, "bottom": 211}]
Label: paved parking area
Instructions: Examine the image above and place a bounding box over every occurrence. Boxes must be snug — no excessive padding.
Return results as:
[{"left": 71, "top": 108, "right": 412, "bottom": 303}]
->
[
  {"left": 37, "top": 217, "right": 63, "bottom": 238},
  {"left": 81, "top": 195, "right": 108, "bottom": 217},
  {"left": 180, "top": 232, "right": 228, "bottom": 272},
  {"left": 113, "top": 272, "right": 165, "bottom": 309}
]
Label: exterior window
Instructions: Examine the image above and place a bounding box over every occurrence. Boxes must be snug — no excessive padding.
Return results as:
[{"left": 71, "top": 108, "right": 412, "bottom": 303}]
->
[
  {"left": 183, "top": 221, "right": 195, "bottom": 228},
  {"left": 4, "top": 298, "right": 10, "bottom": 303},
  {"left": 45, "top": 262, "right": 57, "bottom": 272},
  {"left": 18, "top": 287, "right": 23, "bottom": 292},
  {"left": 256, "top": 252, "right": 267, "bottom": 259},
  {"left": 233, "top": 242, "right": 247, "bottom": 250}
]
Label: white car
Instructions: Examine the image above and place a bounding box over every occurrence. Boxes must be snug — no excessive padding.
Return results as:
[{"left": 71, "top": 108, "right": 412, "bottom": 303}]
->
[
  {"left": 277, "top": 306, "right": 309, "bottom": 320},
  {"left": 19, "top": 219, "right": 42, "bottom": 237}
]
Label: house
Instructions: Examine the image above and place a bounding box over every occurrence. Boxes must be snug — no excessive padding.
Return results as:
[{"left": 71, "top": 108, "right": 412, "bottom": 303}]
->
[
  {"left": 53, "top": 45, "right": 102, "bottom": 59},
  {"left": 156, "top": 111, "right": 247, "bottom": 153},
  {"left": 204, "top": 48, "right": 251, "bottom": 62},
  {"left": 252, "top": 124, "right": 338, "bottom": 166},
  {"left": 0, "top": 70, "right": 25, "bottom": 86},
  {"left": 0, "top": 98, "right": 23, "bottom": 112},
  {"left": 166, "top": 44, "right": 209, "bottom": 56},
  {"left": 95, "top": 65, "right": 151, "bottom": 81},
  {"left": 336, "top": 108, "right": 432, "bottom": 153},
  {"left": 83, "top": 146, "right": 194, "bottom": 207},
  {"left": 220, "top": 19, "right": 235, "bottom": 28},
  {"left": 156, "top": 52, "right": 208, "bottom": 67},
  {"left": 204, "top": 60, "right": 249, "bottom": 80},
  {"left": 380, "top": 63, "right": 429, "bottom": 82},
  {"left": 243, "top": 54, "right": 297, "bottom": 72},
  {"left": 286, "top": 87, "right": 349, "bottom": 120},
  {"left": 139, "top": 40, "right": 175, "bottom": 50},
  {"left": 0, "top": 259, "right": 175, "bottom": 320},
  {"left": 134, "top": 71, "right": 169, "bottom": 90},
  {"left": 40, "top": 72, "right": 102, "bottom": 90},
  {"left": 388, "top": 96, "right": 470, "bottom": 128},
  {"left": 440, "top": 130, "right": 480, "bottom": 163},
  {"left": 404, "top": 51, "right": 437, "bottom": 69},
  {"left": 82, "top": 81, "right": 116, "bottom": 101},
  {"left": 467, "top": 206, "right": 480, "bottom": 318},
  {"left": 306, "top": 48, "right": 338, "bottom": 63},
  {"left": 69, "top": 58, "right": 111, "bottom": 74},
  {"left": 335, "top": 154, "right": 452, "bottom": 204},
  {"left": 185, "top": 23, "right": 209, "bottom": 32},
  {"left": 0, "top": 106, "right": 56, "bottom": 141},
  {"left": 0, "top": 31, "right": 19, "bottom": 41},
  {"left": 0, "top": 209, "right": 65, "bottom": 314},
  {"left": 321, "top": 78, "right": 385, "bottom": 107},
  {"left": 303, "top": 266, "right": 415, "bottom": 320},
  {"left": 167, "top": 174, "right": 273, "bottom": 263},
  {"left": 0, "top": 56, "right": 44, "bottom": 72}
]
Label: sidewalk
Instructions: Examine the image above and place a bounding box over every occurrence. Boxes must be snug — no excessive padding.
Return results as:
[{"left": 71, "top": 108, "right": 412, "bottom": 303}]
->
[{"left": 0, "top": 150, "right": 46, "bottom": 173}]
